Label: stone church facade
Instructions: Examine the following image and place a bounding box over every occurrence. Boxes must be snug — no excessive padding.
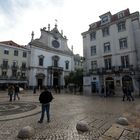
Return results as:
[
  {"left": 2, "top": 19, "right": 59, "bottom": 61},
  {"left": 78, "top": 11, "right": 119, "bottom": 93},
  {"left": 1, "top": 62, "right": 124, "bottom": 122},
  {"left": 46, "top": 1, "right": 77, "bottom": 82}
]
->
[{"left": 28, "top": 24, "right": 74, "bottom": 89}]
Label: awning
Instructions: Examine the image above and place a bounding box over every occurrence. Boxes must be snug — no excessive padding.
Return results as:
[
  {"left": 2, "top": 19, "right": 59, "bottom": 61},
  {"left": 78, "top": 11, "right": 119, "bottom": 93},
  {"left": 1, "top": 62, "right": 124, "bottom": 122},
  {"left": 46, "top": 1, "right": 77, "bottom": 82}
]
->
[{"left": 0, "top": 80, "right": 28, "bottom": 84}]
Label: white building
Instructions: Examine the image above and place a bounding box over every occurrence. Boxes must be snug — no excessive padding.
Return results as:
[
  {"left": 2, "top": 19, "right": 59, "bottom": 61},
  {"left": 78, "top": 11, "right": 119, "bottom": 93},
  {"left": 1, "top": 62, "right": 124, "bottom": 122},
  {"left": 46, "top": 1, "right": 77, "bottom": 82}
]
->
[
  {"left": 82, "top": 9, "right": 140, "bottom": 95},
  {"left": 28, "top": 24, "right": 74, "bottom": 89},
  {"left": 0, "top": 41, "right": 29, "bottom": 90}
]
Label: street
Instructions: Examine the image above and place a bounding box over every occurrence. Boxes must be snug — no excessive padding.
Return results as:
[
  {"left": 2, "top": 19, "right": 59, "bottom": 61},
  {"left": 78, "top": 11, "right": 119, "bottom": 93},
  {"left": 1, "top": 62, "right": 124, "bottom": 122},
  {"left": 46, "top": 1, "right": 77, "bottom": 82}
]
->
[{"left": 0, "top": 90, "right": 140, "bottom": 140}]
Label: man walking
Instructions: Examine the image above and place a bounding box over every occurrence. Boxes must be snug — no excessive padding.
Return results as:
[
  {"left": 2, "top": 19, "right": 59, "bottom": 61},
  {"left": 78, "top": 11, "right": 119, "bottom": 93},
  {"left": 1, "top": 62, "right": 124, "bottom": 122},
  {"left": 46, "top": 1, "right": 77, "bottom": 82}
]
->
[
  {"left": 122, "top": 86, "right": 130, "bottom": 101},
  {"left": 14, "top": 84, "right": 20, "bottom": 100},
  {"left": 38, "top": 87, "right": 54, "bottom": 123}
]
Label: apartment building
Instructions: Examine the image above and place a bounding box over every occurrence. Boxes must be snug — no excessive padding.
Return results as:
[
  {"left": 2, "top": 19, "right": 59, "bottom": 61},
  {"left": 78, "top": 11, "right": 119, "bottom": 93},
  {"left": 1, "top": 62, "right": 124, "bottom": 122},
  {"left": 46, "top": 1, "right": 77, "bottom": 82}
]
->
[
  {"left": 0, "top": 41, "right": 30, "bottom": 90},
  {"left": 82, "top": 9, "right": 140, "bottom": 95}
]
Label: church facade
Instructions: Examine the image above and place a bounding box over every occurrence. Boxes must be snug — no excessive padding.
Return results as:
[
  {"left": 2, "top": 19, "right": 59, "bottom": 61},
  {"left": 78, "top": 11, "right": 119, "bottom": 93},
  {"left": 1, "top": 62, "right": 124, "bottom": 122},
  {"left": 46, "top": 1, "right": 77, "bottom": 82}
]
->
[{"left": 28, "top": 24, "right": 74, "bottom": 89}]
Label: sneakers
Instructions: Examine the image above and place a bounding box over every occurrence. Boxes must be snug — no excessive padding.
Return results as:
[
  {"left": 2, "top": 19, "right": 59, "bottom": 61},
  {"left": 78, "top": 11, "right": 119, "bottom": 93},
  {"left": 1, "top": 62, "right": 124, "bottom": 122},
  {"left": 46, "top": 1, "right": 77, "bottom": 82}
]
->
[
  {"left": 38, "top": 120, "right": 50, "bottom": 123},
  {"left": 38, "top": 120, "right": 43, "bottom": 123}
]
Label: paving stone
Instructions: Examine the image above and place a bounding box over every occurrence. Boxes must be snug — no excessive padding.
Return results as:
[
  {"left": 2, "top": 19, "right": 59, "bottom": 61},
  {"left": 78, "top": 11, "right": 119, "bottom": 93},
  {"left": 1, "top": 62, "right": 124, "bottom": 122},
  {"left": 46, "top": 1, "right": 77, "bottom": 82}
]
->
[
  {"left": 104, "top": 124, "right": 124, "bottom": 139},
  {"left": 0, "top": 90, "right": 140, "bottom": 140}
]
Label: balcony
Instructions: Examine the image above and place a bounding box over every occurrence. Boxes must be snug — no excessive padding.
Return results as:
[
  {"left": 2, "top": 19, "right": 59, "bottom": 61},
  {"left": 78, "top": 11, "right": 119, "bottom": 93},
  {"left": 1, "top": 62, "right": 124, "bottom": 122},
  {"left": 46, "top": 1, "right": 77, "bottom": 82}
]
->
[
  {"left": 48, "top": 66, "right": 63, "bottom": 73},
  {"left": 89, "top": 69, "right": 98, "bottom": 75},
  {"left": 1, "top": 64, "right": 9, "bottom": 69},
  {"left": 0, "top": 75, "right": 8, "bottom": 80},
  {"left": 20, "top": 76, "right": 27, "bottom": 80},
  {"left": 10, "top": 76, "right": 18, "bottom": 80},
  {"left": 20, "top": 66, "right": 27, "bottom": 71},
  {"left": 11, "top": 65, "right": 19, "bottom": 70}
]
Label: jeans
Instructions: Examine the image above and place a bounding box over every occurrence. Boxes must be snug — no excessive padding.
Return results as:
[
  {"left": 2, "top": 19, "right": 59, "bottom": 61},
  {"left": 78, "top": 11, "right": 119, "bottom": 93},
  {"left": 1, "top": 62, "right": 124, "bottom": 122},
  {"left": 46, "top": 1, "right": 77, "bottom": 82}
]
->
[
  {"left": 40, "top": 103, "right": 50, "bottom": 122},
  {"left": 9, "top": 93, "right": 13, "bottom": 101},
  {"left": 14, "top": 92, "right": 20, "bottom": 100}
]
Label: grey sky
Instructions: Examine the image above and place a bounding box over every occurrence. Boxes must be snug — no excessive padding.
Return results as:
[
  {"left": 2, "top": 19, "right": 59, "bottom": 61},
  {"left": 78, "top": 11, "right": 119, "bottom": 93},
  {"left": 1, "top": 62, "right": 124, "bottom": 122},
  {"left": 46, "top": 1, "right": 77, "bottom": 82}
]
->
[{"left": 0, "top": 0, "right": 139, "bottom": 55}]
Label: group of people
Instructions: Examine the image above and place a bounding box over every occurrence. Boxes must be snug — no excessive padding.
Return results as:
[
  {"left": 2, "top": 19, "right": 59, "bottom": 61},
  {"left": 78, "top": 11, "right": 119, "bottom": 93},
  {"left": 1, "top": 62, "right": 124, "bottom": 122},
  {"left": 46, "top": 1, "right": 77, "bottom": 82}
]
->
[
  {"left": 7, "top": 84, "right": 134, "bottom": 124},
  {"left": 8, "top": 84, "right": 20, "bottom": 102},
  {"left": 122, "top": 86, "right": 134, "bottom": 101}
]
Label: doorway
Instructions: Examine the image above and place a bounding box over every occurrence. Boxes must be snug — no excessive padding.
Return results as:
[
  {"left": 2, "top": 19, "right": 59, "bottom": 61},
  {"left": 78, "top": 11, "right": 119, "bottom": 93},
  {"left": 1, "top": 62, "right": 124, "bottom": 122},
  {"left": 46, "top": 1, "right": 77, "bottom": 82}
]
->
[{"left": 38, "top": 79, "right": 43, "bottom": 89}]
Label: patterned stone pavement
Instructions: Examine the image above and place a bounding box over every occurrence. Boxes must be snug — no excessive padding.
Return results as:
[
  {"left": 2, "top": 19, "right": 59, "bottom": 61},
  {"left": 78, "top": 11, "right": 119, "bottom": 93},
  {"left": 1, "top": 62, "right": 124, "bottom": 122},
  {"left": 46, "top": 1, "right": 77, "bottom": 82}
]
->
[{"left": 0, "top": 90, "right": 140, "bottom": 140}]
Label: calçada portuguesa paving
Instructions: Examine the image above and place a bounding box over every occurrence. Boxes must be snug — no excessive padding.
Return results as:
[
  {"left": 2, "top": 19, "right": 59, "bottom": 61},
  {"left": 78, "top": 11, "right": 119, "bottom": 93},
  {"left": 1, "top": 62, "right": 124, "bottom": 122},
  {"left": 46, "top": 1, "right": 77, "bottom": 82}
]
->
[{"left": 0, "top": 90, "right": 140, "bottom": 140}]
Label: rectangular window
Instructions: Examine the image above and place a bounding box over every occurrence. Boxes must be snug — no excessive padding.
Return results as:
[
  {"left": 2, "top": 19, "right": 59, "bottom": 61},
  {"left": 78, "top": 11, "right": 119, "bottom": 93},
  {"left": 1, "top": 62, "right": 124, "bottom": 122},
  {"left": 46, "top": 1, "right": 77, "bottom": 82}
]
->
[
  {"left": 104, "top": 42, "right": 111, "bottom": 53},
  {"left": 4, "top": 49, "right": 9, "bottom": 55},
  {"left": 119, "top": 38, "right": 127, "bottom": 49},
  {"left": 104, "top": 58, "right": 112, "bottom": 69},
  {"left": 91, "top": 46, "right": 96, "bottom": 56},
  {"left": 14, "top": 50, "right": 18, "bottom": 56},
  {"left": 23, "top": 52, "right": 27, "bottom": 58},
  {"left": 121, "top": 55, "right": 129, "bottom": 68},
  {"left": 91, "top": 61, "right": 97, "bottom": 69},
  {"left": 3, "top": 60, "right": 8, "bottom": 67},
  {"left": 102, "top": 16, "right": 108, "bottom": 24},
  {"left": 118, "top": 22, "right": 126, "bottom": 32},
  {"left": 22, "top": 62, "right": 26, "bottom": 68},
  {"left": 2, "top": 71, "right": 7, "bottom": 76},
  {"left": 21, "top": 72, "right": 26, "bottom": 77},
  {"left": 65, "top": 62, "right": 69, "bottom": 69},
  {"left": 39, "top": 57, "right": 43, "bottom": 66},
  {"left": 13, "top": 61, "right": 17, "bottom": 67},
  {"left": 12, "top": 70, "right": 17, "bottom": 77},
  {"left": 118, "top": 12, "right": 124, "bottom": 18},
  {"left": 102, "top": 27, "right": 109, "bottom": 37},
  {"left": 90, "top": 32, "right": 96, "bottom": 41}
]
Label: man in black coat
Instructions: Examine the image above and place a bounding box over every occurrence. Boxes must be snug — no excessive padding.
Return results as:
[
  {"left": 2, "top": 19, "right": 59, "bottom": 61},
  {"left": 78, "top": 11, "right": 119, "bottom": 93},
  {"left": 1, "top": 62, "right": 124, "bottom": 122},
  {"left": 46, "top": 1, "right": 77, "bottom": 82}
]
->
[
  {"left": 38, "top": 87, "right": 54, "bottom": 123},
  {"left": 14, "top": 84, "right": 20, "bottom": 100}
]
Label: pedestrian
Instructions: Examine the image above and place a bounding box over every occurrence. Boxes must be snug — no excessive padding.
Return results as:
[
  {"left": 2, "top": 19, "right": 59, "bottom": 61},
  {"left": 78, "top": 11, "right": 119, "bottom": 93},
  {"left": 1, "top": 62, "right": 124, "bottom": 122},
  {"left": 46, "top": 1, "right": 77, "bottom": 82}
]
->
[
  {"left": 14, "top": 84, "right": 20, "bottom": 100},
  {"left": 105, "top": 86, "right": 109, "bottom": 97},
  {"left": 8, "top": 85, "right": 14, "bottom": 102},
  {"left": 101, "top": 85, "right": 105, "bottom": 97},
  {"left": 127, "top": 86, "right": 134, "bottom": 101},
  {"left": 122, "top": 86, "right": 130, "bottom": 101},
  {"left": 38, "top": 87, "right": 54, "bottom": 123}
]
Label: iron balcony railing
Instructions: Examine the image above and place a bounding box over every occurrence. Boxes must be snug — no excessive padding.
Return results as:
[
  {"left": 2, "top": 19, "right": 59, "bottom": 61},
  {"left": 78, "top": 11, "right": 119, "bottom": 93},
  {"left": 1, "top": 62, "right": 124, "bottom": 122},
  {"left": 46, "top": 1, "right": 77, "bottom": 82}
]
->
[
  {"left": 0, "top": 75, "right": 8, "bottom": 80},
  {"left": 11, "top": 65, "right": 19, "bottom": 70},
  {"left": 0, "top": 64, "right": 9, "bottom": 69},
  {"left": 20, "top": 66, "right": 27, "bottom": 71}
]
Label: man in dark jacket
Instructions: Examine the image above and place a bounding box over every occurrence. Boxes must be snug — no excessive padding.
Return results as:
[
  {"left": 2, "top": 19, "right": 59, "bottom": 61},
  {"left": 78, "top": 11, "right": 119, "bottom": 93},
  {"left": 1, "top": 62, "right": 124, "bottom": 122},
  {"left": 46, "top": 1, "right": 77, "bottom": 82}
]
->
[
  {"left": 14, "top": 84, "right": 20, "bottom": 100},
  {"left": 38, "top": 87, "right": 54, "bottom": 123}
]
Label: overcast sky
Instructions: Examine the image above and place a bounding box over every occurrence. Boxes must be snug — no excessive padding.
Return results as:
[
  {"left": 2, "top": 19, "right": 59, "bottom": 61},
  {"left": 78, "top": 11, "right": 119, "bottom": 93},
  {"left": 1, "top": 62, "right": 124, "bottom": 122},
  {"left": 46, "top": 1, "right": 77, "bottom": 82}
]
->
[{"left": 0, "top": 0, "right": 139, "bottom": 55}]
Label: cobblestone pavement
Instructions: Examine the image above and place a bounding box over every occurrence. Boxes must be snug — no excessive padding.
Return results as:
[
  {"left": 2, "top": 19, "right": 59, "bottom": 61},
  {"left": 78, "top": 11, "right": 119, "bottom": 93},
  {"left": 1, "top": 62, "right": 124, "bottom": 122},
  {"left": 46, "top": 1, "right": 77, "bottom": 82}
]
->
[{"left": 0, "top": 90, "right": 140, "bottom": 140}]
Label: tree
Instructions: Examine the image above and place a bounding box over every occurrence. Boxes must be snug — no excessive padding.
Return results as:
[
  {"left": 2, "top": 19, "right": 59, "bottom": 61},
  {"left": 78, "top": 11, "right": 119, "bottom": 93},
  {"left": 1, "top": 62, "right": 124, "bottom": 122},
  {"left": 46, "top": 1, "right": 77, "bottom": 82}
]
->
[{"left": 64, "top": 69, "right": 83, "bottom": 89}]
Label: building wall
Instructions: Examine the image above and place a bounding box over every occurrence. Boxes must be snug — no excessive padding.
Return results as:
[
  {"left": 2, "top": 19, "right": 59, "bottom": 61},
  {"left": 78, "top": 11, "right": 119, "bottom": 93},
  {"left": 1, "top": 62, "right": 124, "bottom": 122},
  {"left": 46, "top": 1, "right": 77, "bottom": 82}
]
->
[
  {"left": 29, "top": 45, "right": 74, "bottom": 87},
  {"left": 0, "top": 42, "right": 29, "bottom": 89},
  {"left": 28, "top": 25, "right": 74, "bottom": 88},
  {"left": 82, "top": 9, "right": 140, "bottom": 95}
]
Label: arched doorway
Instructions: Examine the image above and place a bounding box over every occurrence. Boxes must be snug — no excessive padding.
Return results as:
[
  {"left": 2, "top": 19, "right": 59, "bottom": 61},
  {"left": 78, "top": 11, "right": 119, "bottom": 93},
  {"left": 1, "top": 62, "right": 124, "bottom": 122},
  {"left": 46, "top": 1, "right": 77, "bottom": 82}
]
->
[{"left": 122, "top": 75, "right": 133, "bottom": 91}]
